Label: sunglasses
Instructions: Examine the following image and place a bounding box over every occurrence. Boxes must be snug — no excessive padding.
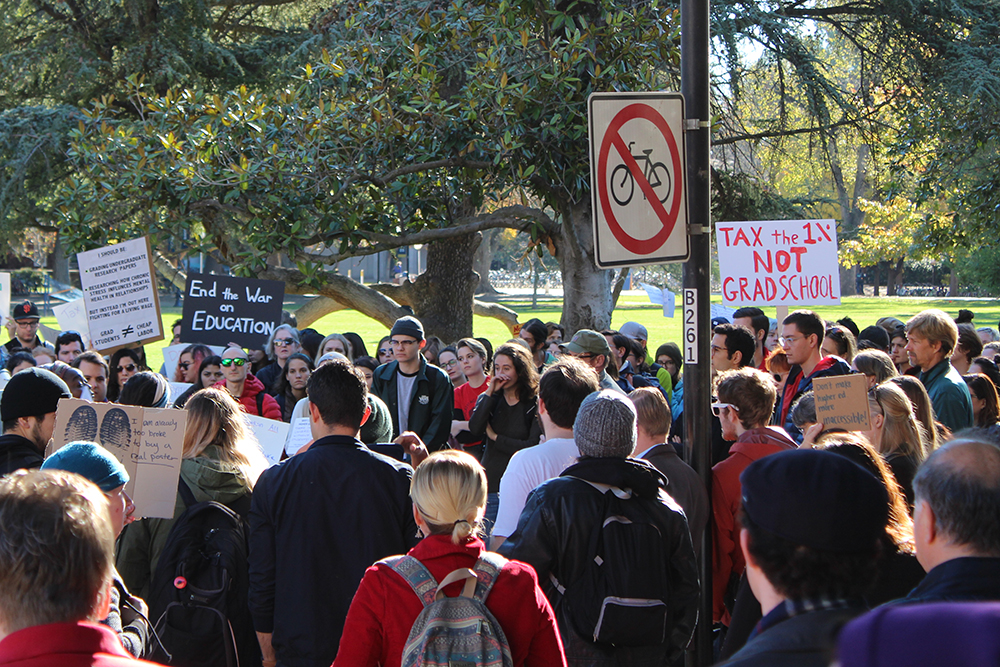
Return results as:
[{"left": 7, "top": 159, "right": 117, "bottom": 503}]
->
[
  {"left": 711, "top": 402, "right": 740, "bottom": 417},
  {"left": 116, "top": 364, "right": 136, "bottom": 373},
  {"left": 221, "top": 358, "right": 247, "bottom": 367},
  {"left": 178, "top": 361, "right": 192, "bottom": 370},
  {"left": 274, "top": 339, "right": 297, "bottom": 348}
]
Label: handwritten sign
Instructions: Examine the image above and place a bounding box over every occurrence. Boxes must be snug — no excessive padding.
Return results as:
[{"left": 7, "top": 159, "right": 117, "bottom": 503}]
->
[
  {"left": 53, "top": 398, "right": 186, "bottom": 518},
  {"left": 181, "top": 272, "right": 284, "bottom": 349},
  {"left": 242, "top": 414, "right": 289, "bottom": 467},
  {"left": 52, "top": 298, "right": 91, "bottom": 348},
  {"left": 813, "top": 375, "right": 871, "bottom": 431},
  {"left": 716, "top": 220, "right": 841, "bottom": 306},
  {"left": 76, "top": 237, "right": 163, "bottom": 352},
  {"left": 284, "top": 416, "right": 312, "bottom": 458}
]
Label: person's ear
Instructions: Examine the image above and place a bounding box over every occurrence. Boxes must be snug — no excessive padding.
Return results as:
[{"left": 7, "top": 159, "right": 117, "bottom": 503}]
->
[
  {"left": 308, "top": 400, "right": 322, "bottom": 425},
  {"left": 419, "top": 340, "right": 426, "bottom": 350},
  {"left": 731, "top": 350, "right": 742, "bottom": 366},
  {"left": 538, "top": 397, "right": 548, "bottom": 416},
  {"left": 872, "top": 412, "right": 885, "bottom": 430}
]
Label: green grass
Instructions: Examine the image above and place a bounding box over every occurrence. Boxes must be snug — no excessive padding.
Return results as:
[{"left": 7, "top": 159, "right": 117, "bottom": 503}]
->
[{"left": 34, "top": 294, "right": 1000, "bottom": 371}]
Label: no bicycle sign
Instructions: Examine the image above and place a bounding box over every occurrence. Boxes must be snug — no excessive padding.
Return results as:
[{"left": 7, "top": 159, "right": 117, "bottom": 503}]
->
[{"left": 589, "top": 92, "right": 690, "bottom": 268}]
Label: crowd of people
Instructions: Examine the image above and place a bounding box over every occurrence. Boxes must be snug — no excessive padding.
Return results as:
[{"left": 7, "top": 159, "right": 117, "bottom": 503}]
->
[{"left": 0, "top": 297, "right": 999, "bottom": 667}]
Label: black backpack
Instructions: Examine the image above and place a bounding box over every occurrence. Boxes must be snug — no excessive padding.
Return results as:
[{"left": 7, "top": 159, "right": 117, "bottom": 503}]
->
[
  {"left": 553, "top": 478, "right": 671, "bottom": 647},
  {"left": 147, "top": 480, "right": 260, "bottom": 667}
]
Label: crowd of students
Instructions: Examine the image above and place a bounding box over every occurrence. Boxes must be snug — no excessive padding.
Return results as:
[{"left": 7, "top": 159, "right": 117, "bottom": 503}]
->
[{"left": 1, "top": 298, "right": 1000, "bottom": 667}]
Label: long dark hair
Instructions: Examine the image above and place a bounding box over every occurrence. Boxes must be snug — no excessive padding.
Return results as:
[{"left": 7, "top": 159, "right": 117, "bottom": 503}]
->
[
  {"left": 108, "top": 348, "right": 142, "bottom": 402},
  {"left": 965, "top": 373, "right": 1000, "bottom": 428},
  {"left": 275, "top": 353, "right": 314, "bottom": 421},
  {"left": 493, "top": 344, "right": 539, "bottom": 402}
]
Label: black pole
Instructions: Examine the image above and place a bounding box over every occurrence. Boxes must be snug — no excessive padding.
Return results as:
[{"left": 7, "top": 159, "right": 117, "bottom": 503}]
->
[{"left": 681, "top": 0, "right": 712, "bottom": 660}]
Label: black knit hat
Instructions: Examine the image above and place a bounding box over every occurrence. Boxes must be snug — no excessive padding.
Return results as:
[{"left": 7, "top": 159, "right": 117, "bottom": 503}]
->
[
  {"left": 740, "top": 449, "right": 888, "bottom": 553},
  {"left": 390, "top": 315, "right": 424, "bottom": 341},
  {"left": 1, "top": 367, "right": 71, "bottom": 421}
]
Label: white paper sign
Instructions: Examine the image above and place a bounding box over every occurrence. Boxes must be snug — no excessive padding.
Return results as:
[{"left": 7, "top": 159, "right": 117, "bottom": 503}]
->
[
  {"left": 52, "top": 298, "right": 91, "bottom": 347},
  {"left": 77, "top": 236, "right": 163, "bottom": 351},
  {"left": 243, "top": 414, "right": 290, "bottom": 467},
  {"left": 716, "top": 220, "right": 841, "bottom": 306},
  {"left": 640, "top": 282, "right": 675, "bottom": 318},
  {"left": 161, "top": 344, "right": 225, "bottom": 381},
  {"left": 168, "top": 382, "right": 193, "bottom": 404},
  {"left": 285, "top": 417, "right": 312, "bottom": 457},
  {"left": 0, "top": 272, "right": 10, "bottom": 327}
]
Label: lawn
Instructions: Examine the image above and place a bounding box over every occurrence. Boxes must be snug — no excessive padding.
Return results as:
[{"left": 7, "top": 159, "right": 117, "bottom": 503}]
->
[{"left": 33, "top": 293, "right": 1000, "bottom": 372}]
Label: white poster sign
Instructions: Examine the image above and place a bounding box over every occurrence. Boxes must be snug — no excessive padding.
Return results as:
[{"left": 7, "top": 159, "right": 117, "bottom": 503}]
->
[
  {"left": 716, "top": 220, "right": 841, "bottom": 306},
  {"left": 52, "top": 298, "right": 92, "bottom": 347},
  {"left": 77, "top": 236, "right": 163, "bottom": 352}
]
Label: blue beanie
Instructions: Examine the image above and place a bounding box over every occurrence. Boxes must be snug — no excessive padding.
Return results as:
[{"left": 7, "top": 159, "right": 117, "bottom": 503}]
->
[{"left": 42, "top": 441, "right": 129, "bottom": 492}]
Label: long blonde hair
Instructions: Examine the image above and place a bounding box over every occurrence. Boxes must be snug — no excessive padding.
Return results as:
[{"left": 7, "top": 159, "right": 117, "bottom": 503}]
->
[
  {"left": 869, "top": 382, "right": 928, "bottom": 462},
  {"left": 182, "top": 388, "right": 267, "bottom": 487},
  {"left": 410, "top": 450, "right": 487, "bottom": 544}
]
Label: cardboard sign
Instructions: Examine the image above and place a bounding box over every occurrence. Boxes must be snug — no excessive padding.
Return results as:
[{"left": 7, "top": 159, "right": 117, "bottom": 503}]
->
[
  {"left": 716, "top": 220, "right": 841, "bottom": 306},
  {"left": 76, "top": 237, "right": 164, "bottom": 352},
  {"left": 243, "top": 414, "right": 289, "bottom": 467},
  {"left": 813, "top": 375, "right": 871, "bottom": 431},
  {"left": 53, "top": 398, "right": 185, "bottom": 518},
  {"left": 52, "top": 298, "right": 91, "bottom": 348},
  {"left": 284, "top": 417, "right": 312, "bottom": 457},
  {"left": 181, "top": 273, "right": 284, "bottom": 349}
]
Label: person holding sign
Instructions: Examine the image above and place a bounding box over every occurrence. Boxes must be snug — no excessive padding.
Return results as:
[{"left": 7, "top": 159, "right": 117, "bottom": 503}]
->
[
  {"left": 773, "top": 310, "right": 851, "bottom": 443},
  {"left": 213, "top": 347, "right": 281, "bottom": 420},
  {"left": 711, "top": 367, "right": 796, "bottom": 626},
  {"left": 864, "top": 383, "right": 929, "bottom": 507}
]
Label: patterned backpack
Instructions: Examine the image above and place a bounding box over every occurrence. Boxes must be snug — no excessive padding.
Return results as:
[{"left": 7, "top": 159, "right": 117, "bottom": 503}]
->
[{"left": 383, "top": 551, "right": 514, "bottom": 667}]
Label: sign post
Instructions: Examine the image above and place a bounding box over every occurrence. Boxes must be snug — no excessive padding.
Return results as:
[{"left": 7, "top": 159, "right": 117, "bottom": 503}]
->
[{"left": 589, "top": 92, "right": 690, "bottom": 267}]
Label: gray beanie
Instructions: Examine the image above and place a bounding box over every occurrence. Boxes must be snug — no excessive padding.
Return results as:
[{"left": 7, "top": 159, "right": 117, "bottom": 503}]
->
[
  {"left": 390, "top": 316, "right": 424, "bottom": 341},
  {"left": 573, "top": 390, "right": 637, "bottom": 458}
]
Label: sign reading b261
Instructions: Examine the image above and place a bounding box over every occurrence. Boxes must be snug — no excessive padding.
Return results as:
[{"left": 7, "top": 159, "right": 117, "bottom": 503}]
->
[{"left": 589, "top": 92, "right": 690, "bottom": 268}]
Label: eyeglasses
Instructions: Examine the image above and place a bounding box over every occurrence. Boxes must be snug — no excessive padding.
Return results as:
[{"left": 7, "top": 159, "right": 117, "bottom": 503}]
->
[
  {"left": 778, "top": 336, "right": 803, "bottom": 346},
  {"left": 178, "top": 361, "right": 192, "bottom": 370},
  {"left": 710, "top": 345, "right": 725, "bottom": 355},
  {"left": 14, "top": 320, "right": 38, "bottom": 328},
  {"left": 273, "top": 339, "right": 297, "bottom": 347},
  {"left": 116, "top": 364, "right": 136, "bottom": 373},
  {"left": 441, "top": 360, "right": 460, "bottom": 369},
  {"left": 221, "top": 358, "right": 247, "bottom": 367},
  {"left": 773, "top": 373, "right": 784, "bottom": 383},
  {"left": 711, "top": 402, "right": 740, "bottom": 417},
  {"left": 390, "top": 339, "right": 417, "bottom": 348}
]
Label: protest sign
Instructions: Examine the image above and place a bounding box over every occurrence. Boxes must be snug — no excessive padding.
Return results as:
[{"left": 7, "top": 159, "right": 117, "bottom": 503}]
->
[
  {"left": 243, "top": 414, "right": 290, "bottom": 467},
  {"left": 812, "top": 375, "right": 871, "bottom": 431},
  {"left": 52, "top": 298, "right": 91, "bottom": 347},
  {"left": 77, "top": 237, "right": 163, "bottom": 352},
  {"left": 284, "top": 416, "right": 312, "bottom": 457},
  {"left": 640, "top": 283, "right": 676, "bottom": 318},
  {"left": 0, "top": 272, "right": 9, "bottom": 327},
  {"left": 168, "top": 382, "right": 193, "bottom": 404},
  {"left": 53, "top": 398, "right": 185, "bottom": 518},
  {"left": 181, "top": 273, "right": 284, "bottom": 349},
  {"left": 716, "top": 220, "right": 841, "bottom": 306}
]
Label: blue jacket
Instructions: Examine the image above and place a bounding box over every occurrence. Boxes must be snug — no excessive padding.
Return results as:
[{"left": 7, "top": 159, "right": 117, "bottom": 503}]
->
[
  {"left": 371, "top": 357, "right": 453, "bottom": 451},
  {"left": 248, "top": 435, "right": 418, "bottom": 667},
  {"left": 919, "top": 359, "right": 974, "bottom": 433}
]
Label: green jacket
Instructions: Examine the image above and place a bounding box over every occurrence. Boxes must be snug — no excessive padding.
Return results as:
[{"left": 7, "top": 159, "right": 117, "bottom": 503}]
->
[
  {"left": 115, "top": 446, "right": 252, "bottom": 599},
  {"left": 371, "top": 357, "right": 453, "bottom": 451}
]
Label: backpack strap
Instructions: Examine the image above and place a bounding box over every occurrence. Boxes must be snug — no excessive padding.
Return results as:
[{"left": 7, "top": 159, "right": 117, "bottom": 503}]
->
[
  {"left": 384, "top": 555, "right": 439, "bottom": 607},
  {"left": 177, "top": 478, "right": 197, "bottom": 509},
  {"left": 256, "top": 391, "right": 264, "bottom": 416},
  {"left": 470, "top": 551, "right": 508, "bottom": 603}
]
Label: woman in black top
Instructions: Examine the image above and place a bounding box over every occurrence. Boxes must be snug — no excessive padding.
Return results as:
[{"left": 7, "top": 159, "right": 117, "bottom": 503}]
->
[{"left": 469, "top": 343, "right": 541, "bottom": 536}]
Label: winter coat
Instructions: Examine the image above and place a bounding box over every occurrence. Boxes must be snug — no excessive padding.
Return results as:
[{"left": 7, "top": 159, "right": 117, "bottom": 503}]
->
[{"left": 212, "top": 373, "right": 281, "bottom": 420}]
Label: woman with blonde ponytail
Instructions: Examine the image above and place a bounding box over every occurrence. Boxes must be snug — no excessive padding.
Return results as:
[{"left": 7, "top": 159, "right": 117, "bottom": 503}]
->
[
  {"left": 334, "top": 450, "right": 566, "bottom": 667},
  {"left": 864, "top": 382, "right": 929, "bottom": 507}
]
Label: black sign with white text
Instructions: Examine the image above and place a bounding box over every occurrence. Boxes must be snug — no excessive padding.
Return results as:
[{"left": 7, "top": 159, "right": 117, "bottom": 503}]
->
[{"left": 180, "top": 273, "right": 285, "bottom": 349}]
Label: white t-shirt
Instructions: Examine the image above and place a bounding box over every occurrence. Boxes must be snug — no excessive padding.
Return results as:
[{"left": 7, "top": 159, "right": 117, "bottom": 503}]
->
[
  {"left": 493, "top": 437, "right": 580, "bottom": 539},
  {"left": 396, "top": 371, "right": 418, "bottom": 433}
]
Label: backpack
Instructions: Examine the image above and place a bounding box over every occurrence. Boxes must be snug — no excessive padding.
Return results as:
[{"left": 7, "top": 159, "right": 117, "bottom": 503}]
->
[
  {"left": 147, "top": 479, "right": 259, "bottom": 667},
  {"left": 552, "top": 479, "right": 671, "bottom": 647},
  {"left": 383, "top": 551, "right": 514, "bottom": 667}
]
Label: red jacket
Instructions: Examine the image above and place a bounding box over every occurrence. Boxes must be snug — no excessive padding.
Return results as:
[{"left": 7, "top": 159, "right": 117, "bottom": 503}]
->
[
  {"left": 333, "top": 534, "right": 566, "bottom": 667},
  {"left": 711, "top": 426, "right": 797, "bottom": 623},
  {"left": 0, "top": 621, "right": 165, "bottom": 666},
  {"left": 213, "top": 373, "right": 281, "bottom": 420}
]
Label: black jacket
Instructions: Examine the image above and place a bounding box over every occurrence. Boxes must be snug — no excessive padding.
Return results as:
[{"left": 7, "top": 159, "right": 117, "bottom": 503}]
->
[
  {"left": 0, "top": 432, "right": 43, "bottom": 476},
  {"left": 895, "top": 557, "right": 1000, "bottom": 605},
  {"left": 720, "top": 607, "right": 863, "bottom": 667},
  {"left": 248, "top": 435, "right": 418, "bottom": 667},
  {"left": 499, "top": 457, "right": 700, "bottom": 666},
  {"left": 371, "top": 357, "right": 453, "bottom": 451}
]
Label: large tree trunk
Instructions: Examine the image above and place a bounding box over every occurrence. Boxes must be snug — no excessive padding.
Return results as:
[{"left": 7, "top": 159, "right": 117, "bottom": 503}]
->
[
  {"left": 830, "top": 139, "right": 870, "bottom": 297},
  {"left": 949, "top": 268, "right": 959, "bottom": 297},
  {"left": 474, "top": 228, "right": 500, "bottom": 296},
  {"left": 52, "top": 232, "right": 70, "bottom": 284},
  {"left": 553, "top": 201, "right": 613, "bottom": 334},
  {"left": 886, "top": 258, "right": 904, "bottom": 296},
  {"left": 872, "top": 263, "right": 882, "bottom": 297}
]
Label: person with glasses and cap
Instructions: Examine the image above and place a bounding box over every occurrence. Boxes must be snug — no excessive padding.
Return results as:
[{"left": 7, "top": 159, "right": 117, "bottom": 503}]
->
[
  {"left": 212, "top": 346, "right": 281, "bottom": 419},
  {"left": 559, "top": 329, "right": 625, "bottom": 394},
  {"left": 711, "top": 367, "right": 796, "bottom": 628},
  {"left": 4, "top": 299, "right": 54, "bottom": 355}
]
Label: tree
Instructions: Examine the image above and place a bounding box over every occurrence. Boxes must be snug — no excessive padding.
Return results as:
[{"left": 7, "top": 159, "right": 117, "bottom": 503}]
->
[{"left": 55, "top": 0, "right": 682, "bottom": 338}]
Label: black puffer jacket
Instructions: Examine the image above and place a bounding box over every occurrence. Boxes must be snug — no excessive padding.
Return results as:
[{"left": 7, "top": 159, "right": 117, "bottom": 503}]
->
[{"left": 499, "top": 456, "right": 700, "bottom": 666}]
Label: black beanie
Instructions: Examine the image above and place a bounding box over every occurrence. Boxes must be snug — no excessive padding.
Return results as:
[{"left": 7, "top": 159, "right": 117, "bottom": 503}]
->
[{"left": 1, "top": 367, "right": 71, "bottom": 422}]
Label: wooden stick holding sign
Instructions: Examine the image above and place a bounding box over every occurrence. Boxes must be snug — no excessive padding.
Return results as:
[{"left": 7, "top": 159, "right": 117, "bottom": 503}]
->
[{"left": 812, "top": 375, "right": 871, "bottom": 431}]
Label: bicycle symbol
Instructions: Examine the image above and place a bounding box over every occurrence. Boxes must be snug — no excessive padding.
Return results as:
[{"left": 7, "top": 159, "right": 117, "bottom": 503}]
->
[{"left": 610, "top": 142, "right": 672, "bottom": 206}]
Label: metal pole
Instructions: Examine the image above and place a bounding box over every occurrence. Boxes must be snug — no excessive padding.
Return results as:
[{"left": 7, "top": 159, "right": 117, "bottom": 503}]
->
[{"left": 681, "top": 0, "right": 712, "bottom": 660}]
